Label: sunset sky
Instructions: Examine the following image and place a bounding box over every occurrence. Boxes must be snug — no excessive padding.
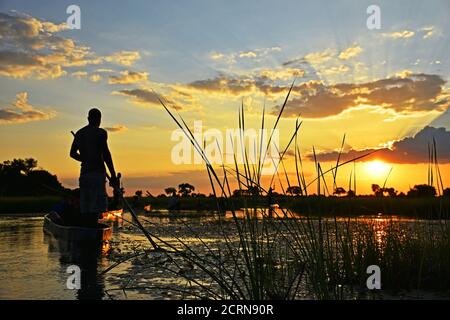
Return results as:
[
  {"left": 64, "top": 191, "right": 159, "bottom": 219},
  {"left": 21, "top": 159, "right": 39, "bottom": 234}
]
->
[{"left": 0, "top": 0, "right": 449, "bottom": 195}]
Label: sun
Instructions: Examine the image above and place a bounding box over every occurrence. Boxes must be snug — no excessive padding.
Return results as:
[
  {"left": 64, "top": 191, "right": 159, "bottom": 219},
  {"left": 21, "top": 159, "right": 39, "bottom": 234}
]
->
[{"left": 364, "top": 160, "right": 390, "bottom": 178}]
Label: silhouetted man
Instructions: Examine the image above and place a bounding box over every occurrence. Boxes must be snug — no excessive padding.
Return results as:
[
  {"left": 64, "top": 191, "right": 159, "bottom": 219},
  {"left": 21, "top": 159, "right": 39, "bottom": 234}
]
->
[{"left": 70, "top": 108, "right": 117, "bottom": 227}]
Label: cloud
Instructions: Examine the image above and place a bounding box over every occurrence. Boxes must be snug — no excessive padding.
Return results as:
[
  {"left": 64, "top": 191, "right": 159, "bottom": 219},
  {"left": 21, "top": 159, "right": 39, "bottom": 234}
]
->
[
  {"left": 310, "top": 126, "right": 450, "bottom": 164},
  {"left": 89, "top": 74, "right": 102, "bottom": 82},
  {"left": 239, "top": 51, "right": 258, "bottom": 58},
  {"left": 210, "top": 52, "right": 225, "bottom": 60},
  {"left": 0, "top": 12, "right": 141, "bottom": 79},
  {"left": 0, "top": 92, "right": 55, "bottom": 124},
  {"left": 303, "top": 49, "right": 335, "bottom": 64},
  {"left": 383, "top": 30, "right": 415, "bottom": 39},
  {"left": 104, "top": 51, "right": 141, "bottom": 66},
  {"left": 338, "top": 45, "right": 363, "bottom": 60},
  {"left": 104, "top": 125, "right": 128, "bottom": 133},
  {"left": 0, "top": 49, "right": 67, "bottom": 79},
  {"left": 112, "top": 88, "right": 182, "bottom": 110},
  {"left": 271, "top": 73, "right": 449, "bottom": 118},
  {"left": 257, "top": 67, "right": 305, "bottom": 81},
  {"left": 95, "top": 68, "right": 115, "bottom": 73},
  {"left": 284, "top": 46, "right": 359, "bottom": 66},
  {"left": 0, "top": 12, "right": 96, "bottom": 79},
  {"left": 382, "top": 26, "right": 439, "bottom": 41},
  {"left": 71, "top": 71, "right": 87, "bottom": 78},
  {"left": 187, "top": 75, "right": 258, "bottom": 96},
  {"left": 395, "top": 70, "right": 413, "bottom": 78},
  {"left": 281, "top": 45, "right": 360, "bottom": 80},
  {"left": 420, "top": 27, "right": 435, "bottom": 39},
  {"left": 174, "top": 69, "right": 449, "bottom": 119},
  {"left": 108, "top": 70, "right": 148, "bottom": 84},
  {"left": 320, "top": 65, "right": 350, "bottom": 75},
  {"left": 184, "top": 67, "right": 305, "bottom": 97},
  {"left": 209, "top": 46, "right": 282, "bottom": 65}
]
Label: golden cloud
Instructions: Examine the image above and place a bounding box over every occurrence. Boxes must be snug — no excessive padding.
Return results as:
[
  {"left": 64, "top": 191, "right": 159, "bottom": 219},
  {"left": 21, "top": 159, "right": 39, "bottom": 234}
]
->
[
  {"left": 104, "top": 125, "right": 128, "bottom": 133},
  {"left": 421, "top": 26, "right": 435, "bottom": 39},
  {"left": 384, "top": 30, "right": 415, "bottom": 39},
  {"left": 71, "top": 71, "right": 88, "bottom": 78},
  {"left": 0, "top": 92, "right": 56, "bottom": 124},
  {"left": 257, "top": 67, "right": 305, "bottom": 81},
  {"left": 338, "top": 45, "right": 363, "bottom": 60},
  {"left": 89, "top": 74, "right": 102, "bottom": 82},
  {"left": 187, "top": 75, "right": 258, "bottom": 96},
  {"left": 104, "top": 51, "right": 141, "bottom": 66},
  {"left": 303, "top": 49, "right": 335, "bottom": 65},
  {"left": 271, "top": 73, "right": 449, "bottom": 118},
  {"left": 239, "top": 51, "right": 258, "bottom": 58},
  {"left": 108, "top": 70, "right": 148, "bottom": 84},
  {"left": 0, "top": 12, "right": 142, "bottom": 80},
  {"left": 209, "top": 47, "right": 282, "bottom": 65},
  {"left": 112, "top": 88, "right": 183, "bottom": 110}
]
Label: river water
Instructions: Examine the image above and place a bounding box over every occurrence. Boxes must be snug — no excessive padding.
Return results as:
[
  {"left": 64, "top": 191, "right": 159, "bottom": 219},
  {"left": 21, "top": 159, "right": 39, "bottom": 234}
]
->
[
  {"left": 0, "top": 213, "right": 226, "bottom": 300},
  {"left": 0, "top": 213, "right": 447, "bottom": 300},
  {"left": 0, "top": 216, "right": 79, "bottom": 299}
]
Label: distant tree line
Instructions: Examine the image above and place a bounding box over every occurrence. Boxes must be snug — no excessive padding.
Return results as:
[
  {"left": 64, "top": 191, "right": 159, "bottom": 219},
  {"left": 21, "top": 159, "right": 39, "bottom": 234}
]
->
[
  {"left": 2, "top": 158, "right": 449, "bottom": 199},
  {"left": 135, "top": 183, "right": 450, "bottom": 199}
]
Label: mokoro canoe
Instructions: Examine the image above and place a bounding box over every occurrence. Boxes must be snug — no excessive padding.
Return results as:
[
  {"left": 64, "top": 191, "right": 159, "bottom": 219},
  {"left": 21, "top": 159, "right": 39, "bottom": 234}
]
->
[{"left": 43, "top": 213, "right": 112, "bottom": 243}]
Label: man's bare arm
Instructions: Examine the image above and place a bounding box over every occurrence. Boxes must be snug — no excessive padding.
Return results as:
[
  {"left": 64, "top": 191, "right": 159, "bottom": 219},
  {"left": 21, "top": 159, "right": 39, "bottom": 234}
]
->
[
  {"left": 102, "top": 131, "right": 116, "bottom": 178},
  {"left": 70, "top": 137, "right": 82, "bottom": 162}
]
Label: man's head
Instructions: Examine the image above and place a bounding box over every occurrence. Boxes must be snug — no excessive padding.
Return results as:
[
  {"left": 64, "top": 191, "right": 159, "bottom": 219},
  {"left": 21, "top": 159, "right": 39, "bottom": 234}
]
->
[{"left": 88, "top": 108, "right": 101, "bottom": 127}]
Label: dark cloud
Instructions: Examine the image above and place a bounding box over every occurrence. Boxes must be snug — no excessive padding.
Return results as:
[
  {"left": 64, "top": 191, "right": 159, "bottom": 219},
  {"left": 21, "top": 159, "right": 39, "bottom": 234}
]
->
[
  {"left": 186, "top": 67, "right": 307, "bottom": 97},
  {"left": 310, "top": 126, "right": 450, "bottom": 164},
  {"left": 183, "top": 70, "right": 448, "bottom": 119},
  {"left": 272, "top": 73, "right": 449, "bottom": 118},
  {"left": 187, "top": 75, "right": 257, "bottom": 95},
  {"left": 113, "top": 88, "right": 182, "bottom": 110}
]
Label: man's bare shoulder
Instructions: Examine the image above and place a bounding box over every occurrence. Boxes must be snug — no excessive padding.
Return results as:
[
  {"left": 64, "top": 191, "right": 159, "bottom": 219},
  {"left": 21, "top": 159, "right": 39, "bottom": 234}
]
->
[
  {"left": 76, "top": 126, "right": 106, "bottom": 136},
  {"left": 75, "top": 125, "right": 89, "bottom": 136},
  {"left": 99, "top": 128, "right": 108, "bottom": 140}
]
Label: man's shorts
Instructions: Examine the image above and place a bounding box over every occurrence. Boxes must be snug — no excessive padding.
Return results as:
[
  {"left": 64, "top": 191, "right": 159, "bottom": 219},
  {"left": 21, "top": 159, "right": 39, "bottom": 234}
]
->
[{"left": 79, "top": 172, "right": 108, "bottom": 214}]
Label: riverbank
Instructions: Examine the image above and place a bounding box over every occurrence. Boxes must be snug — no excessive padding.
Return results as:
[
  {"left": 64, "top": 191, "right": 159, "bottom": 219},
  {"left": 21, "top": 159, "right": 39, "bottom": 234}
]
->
[
  {"left": 136, "top": 195, "right": 450, "bottom": 219},
  {"left": 1, "top": 195, "right": 449, "bottom": 218}
]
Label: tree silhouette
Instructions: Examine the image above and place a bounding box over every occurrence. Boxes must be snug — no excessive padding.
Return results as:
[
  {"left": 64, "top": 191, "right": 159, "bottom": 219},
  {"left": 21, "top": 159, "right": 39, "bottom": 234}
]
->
[
  {"left": 0, "top": 158, "right": 64, "bottom": 196},
  {"left": 444, "top": 188, "right": 450, "bottom": 197},
  {"left": 407, "top": 184, "right": 436, "bottom": 197},
  {"left": 286, "top": 186, "right": 302, "bottom": 196},
  {"left": 164, "top": 187, "right": 177, "bottom": 197},
  {"left": 371, "top": 184, "right": 397, "bottom": 197},
  {"left": 333, "top": 187, "right": 346, "bottom": 196},
  {"left": 384, "top": 187, "right": 397, "bottom": 197},
  {"left": 372, "top": 184, "right": 383, "bottom": 196},
  {"left": 178, "top": 183, "right": 195, "bottom": 197}
]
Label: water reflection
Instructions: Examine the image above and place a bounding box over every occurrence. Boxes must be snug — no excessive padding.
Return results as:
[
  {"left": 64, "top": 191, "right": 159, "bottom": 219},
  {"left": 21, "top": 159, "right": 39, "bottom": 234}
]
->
[
  {"left": 44, "top": 233, "right": 106, "bottom": 300},
  {"left": 0, "top": 213, "right": 435, "bottom": 299}
]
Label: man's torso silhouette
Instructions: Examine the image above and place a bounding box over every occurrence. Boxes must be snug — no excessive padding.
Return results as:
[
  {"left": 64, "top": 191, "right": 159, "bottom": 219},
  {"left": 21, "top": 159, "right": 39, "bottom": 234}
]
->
[
  {"left": 75, "top": 125, "right": 107, "bottom": 174},
  {"left": 73, "top": 124, "right": 109, "bottom": 224}
]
